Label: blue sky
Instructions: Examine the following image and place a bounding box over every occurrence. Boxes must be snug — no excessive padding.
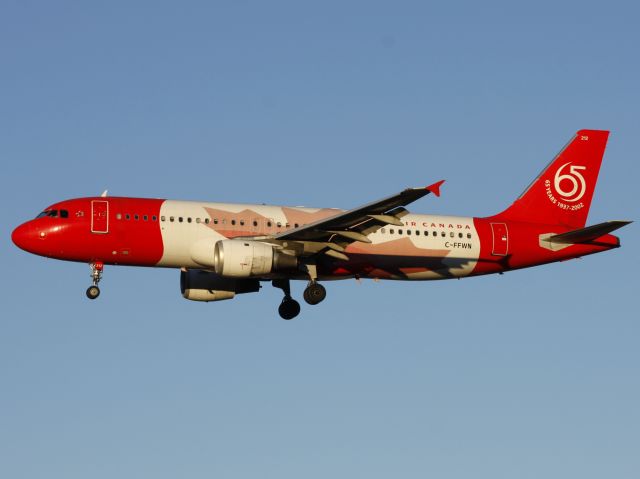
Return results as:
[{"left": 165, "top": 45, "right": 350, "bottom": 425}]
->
[{"left": 1, "top": 1, "right": 639, "bottom": 477}]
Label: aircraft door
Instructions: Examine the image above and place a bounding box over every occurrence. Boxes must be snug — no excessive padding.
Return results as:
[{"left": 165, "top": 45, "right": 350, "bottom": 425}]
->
[
  {"left": 91, "top": 200, "right": 109, "bottom": 234},
  {"left": 490, "top": 222, "right": 508, "bottom": 256}
]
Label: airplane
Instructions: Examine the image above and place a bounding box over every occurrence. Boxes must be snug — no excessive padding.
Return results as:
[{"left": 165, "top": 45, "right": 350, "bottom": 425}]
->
[{"left": 11, "top": 129, "right": 631, "bottom": 319}]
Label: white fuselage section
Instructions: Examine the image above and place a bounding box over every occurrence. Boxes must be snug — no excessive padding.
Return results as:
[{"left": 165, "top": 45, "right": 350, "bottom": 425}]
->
[{"left": 157, "top": 200, "right": 480, "bottom": 280}]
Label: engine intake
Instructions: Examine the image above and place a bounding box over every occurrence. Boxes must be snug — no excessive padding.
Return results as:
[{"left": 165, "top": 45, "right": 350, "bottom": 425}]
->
[
  {"left": 180, "top": 269, "right": 260, "bottom": 302},
  {"left": 213, "top": 240, "right": 297, "bottom": 278}
]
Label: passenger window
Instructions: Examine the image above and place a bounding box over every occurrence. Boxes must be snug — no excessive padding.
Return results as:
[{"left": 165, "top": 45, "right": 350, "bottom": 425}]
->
[
  {"left": 143, "top": 215, "right": 148, "bottom": 221},
  {"left": 407, "top": 230, "right": 411, "bottom": 235},
  {"left": 231, "top": 219, "right": 236, "bottom": 226},
  {"left": 240, "top": 219, "right": 245, "bottom": 226},
  {"left": 398, "top": 229, "right": 403, "bottom": 235},
  {"left": 467, "top": 233, "right": 472, "bottom": 239},
  {"left": 253, "top": 220, "right": 258, "bottom": 227},
  {"left": 213, "top": 219, "right": 218, "bottom": 224},
  {"left": 390, "top": 229, "right": 395, "bottom": 234},
  {"left": 161, "top": 216, "right": 165, "bottom": 222},
  {"left": 441, "top": 232, "right": 445, "bottom": 237},
  {"left": 458, "top": 232, "right": 463, "bottom": 238},
  {"left": 381, "top": 228, "right": 386, "bottom": 234},
  {"left": 415, "top": 230, "right": 420, "bottom": 236},
  {"left": 205, "top": 218, "right": 210, "bottom": 224},
  {"left": 178, "top": 217, "right": 183, "bottom": 223},
  {"left": 432, "top": 231, "right": 437, "bottom": 237},
  {"left": 294, "top": 223, "right": 299, "bottom": 228},
  {"left": 196, "top": 218, "right": 201, "bottom": 223},
  {"left": 277, "top": 222, "right": 282, "bottom": 228},
  {"left": 450, "top": 232, "right": 454, "bottom": 237},
  {"left": 125, "top": 214, "right": 131, "bottom": 220},
  {"left": 170, "top": 216, "right": 174, "bottom": 222},
  {"left": 134, "top": 214, "right": 139, "bottom": 220},
  {"left": 267, "top": 221, "right": 272, "bottom": 227},
  {"left": 60, "top": 210, "right": 69, "bottom": 218},
  {"left": 152, "top": 216, "right": 157, "bottom": 221},
  {"left": 187, "top": 217, "right": 191, "bottom": 223},
  {"left": 116, "top": 213, "right": 122, "bottom": 220}
]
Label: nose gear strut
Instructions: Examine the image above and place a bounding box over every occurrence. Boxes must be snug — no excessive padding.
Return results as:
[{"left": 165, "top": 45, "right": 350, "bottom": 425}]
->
[{"left": 86, "top": 261, "right": 104, "bottom": 299}]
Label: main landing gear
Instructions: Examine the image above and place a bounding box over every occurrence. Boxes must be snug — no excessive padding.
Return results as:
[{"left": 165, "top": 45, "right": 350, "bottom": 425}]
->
[
  {"left": 272, "top": 267, "right": 328, "bottom": 320},
  {"left": 303, "top": 281, "right": 326, "bottom": 305},
  {"left": 86, "top": 261, "right": 104, "bottom": 300},
  {"left": 301, "top": 263, "right": 326, "bottom": 306},
  {"left": 273, "top": 279, "right": 301, "bottom": 320}
]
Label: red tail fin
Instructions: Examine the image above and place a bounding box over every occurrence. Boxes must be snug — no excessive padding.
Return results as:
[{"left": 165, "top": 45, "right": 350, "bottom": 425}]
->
[{"left": 495, "top": 129, "right": 609, "bottom": 228}]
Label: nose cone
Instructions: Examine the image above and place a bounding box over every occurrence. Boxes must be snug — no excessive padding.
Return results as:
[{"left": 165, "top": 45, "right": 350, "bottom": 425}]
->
[{"left": 12, "top": 222, "right": 36, "bottom": 253}]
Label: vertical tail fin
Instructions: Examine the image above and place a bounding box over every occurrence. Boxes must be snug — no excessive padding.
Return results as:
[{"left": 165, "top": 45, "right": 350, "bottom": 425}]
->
[{"left": 495, "top": 129, "right": 609, "bottom": 228}]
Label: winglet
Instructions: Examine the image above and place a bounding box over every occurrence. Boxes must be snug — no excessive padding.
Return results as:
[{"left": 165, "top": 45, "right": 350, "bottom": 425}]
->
[{"left": 426, "top": 180, "right": 445, "bottom": 197}]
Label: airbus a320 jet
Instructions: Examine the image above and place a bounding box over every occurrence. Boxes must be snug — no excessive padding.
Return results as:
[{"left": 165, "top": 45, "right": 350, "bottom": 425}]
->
[{"left": 12, "top": 130, "right": 631, "bottom": 319}]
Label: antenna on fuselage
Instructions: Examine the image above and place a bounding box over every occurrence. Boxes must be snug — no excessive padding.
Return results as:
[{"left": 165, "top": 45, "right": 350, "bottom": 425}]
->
[{"left": 100, "top": 190, "right": 108, "bottom": 197}]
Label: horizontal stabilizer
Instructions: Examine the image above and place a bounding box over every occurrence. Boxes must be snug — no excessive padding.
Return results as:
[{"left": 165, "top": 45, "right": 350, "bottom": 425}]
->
[{"left": 549, "top": 220, "right": 632, "bottom": 244}]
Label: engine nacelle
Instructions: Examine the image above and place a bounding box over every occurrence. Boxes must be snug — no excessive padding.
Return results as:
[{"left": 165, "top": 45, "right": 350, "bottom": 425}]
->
[
  {"left": 180, "top": 269, "right": 260, "bottom": 302},
  {"left": 213, "top": 240, "right": 297, "bottom": 278}
]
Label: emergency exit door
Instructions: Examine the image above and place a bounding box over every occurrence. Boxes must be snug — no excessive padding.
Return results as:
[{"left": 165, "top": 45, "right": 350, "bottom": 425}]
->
[
  {"left": 490, "top": 222, "right": 508, "bottom": 256},
  {"left": 91, "top": 200, "right": 109, "bottom": 234}
]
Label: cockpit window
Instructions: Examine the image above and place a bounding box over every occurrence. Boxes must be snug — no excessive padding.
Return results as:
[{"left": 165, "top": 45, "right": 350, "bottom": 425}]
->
[
  {"left": 36, "top": 210, "right": 58, "bottom": 218},
  {"left": 35, "top": 209, "right": 69, "bottom": 219}
]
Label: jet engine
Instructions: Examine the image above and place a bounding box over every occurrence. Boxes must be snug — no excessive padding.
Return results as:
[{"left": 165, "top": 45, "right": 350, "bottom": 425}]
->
[
  {"left": 180, "top": 269, "right": 260, "bottom": 302},
  {"left": 212, "top": 240, "right": 298, "bottom": 278}
]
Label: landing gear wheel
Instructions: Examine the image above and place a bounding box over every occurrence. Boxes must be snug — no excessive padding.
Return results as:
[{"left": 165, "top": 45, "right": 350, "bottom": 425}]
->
[
  {"left": 279, "top": 298, "right": 301, "bottom": 320},
  {"left": 86, "top": 261, "right": 104, "bottom": 300},
  {"left": 303, "top": 282, "right": 326, "bottom": 305},
  {"left": 86, "top": 285, "right": 100, "bottom": 299}
]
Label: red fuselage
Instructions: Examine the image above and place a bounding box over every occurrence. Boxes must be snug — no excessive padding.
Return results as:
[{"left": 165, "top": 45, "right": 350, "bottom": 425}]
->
[{"left": 12, "top": 196, "right": 620, "bottom": 280}]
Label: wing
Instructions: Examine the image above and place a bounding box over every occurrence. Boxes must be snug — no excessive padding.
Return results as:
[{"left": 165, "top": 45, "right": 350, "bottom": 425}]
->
[{"left": 272, "top": 180, "right": 445, "bottom": 260}]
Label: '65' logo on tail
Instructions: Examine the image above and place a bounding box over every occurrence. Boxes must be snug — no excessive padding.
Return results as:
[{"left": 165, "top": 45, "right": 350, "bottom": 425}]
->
[
  {"left": 544, "top": 162, "right": 587, "bottom": 210},
  {"left": 554, "top": 162, "right": 587, "bottom": 202}
]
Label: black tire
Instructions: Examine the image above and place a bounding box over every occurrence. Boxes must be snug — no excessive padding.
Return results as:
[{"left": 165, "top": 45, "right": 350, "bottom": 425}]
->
[
  {"left": 303, "top": 283, "right": 326, "bottom": 305},
  {"left": 278, "top": 298, "right": 301, "bottom": 320},
  {"left": 86, "top": 286, "right": 100, "bottom": 300}
]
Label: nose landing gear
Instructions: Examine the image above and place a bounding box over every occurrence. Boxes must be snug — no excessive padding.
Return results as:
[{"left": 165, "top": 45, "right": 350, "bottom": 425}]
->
[{"left": 86, "top": 261, "right": 104, "bottom": 300}]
